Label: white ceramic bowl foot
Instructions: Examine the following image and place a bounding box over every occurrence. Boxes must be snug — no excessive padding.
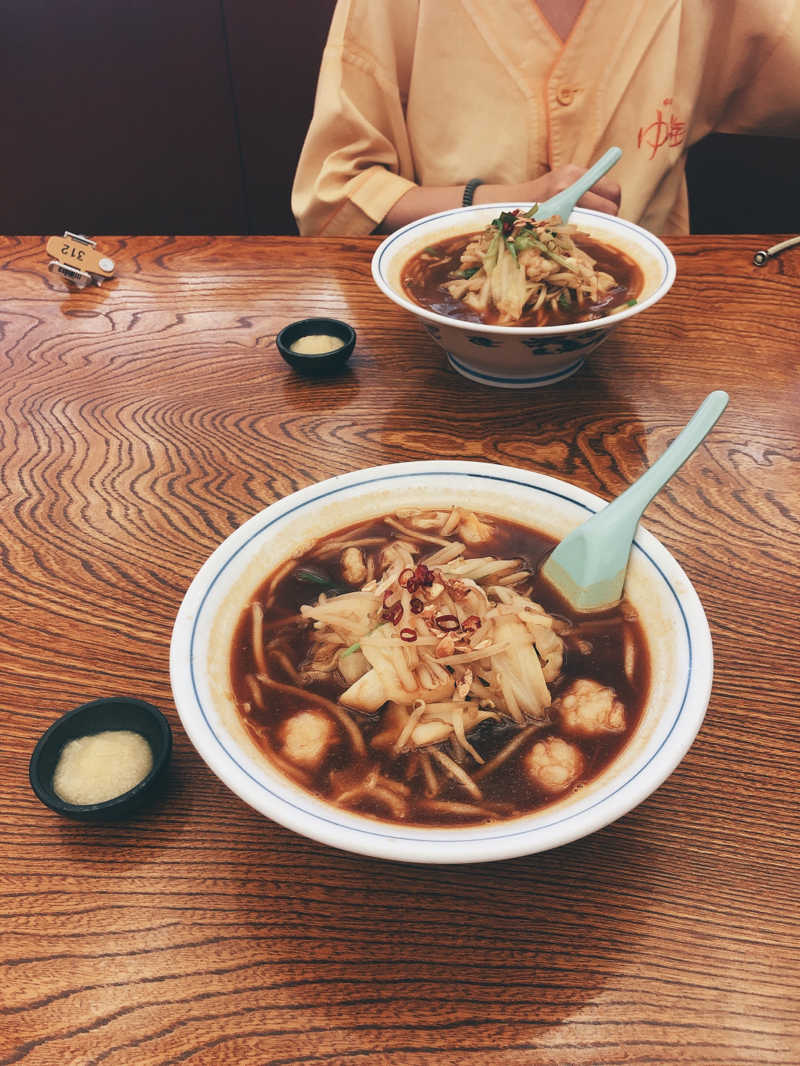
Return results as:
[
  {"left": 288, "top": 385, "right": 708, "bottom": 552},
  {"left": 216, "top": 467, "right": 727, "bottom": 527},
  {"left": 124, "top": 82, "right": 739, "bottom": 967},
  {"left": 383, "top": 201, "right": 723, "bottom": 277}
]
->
[{"left": 447, "top": 351, "right": 585, "bottom": 388}]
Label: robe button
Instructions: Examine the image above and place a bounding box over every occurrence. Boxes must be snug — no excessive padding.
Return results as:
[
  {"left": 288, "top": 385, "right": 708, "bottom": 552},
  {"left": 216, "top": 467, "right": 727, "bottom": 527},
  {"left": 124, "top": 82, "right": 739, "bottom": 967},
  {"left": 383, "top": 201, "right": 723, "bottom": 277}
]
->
[{"left": 555, "top": 86, "right": 578, "bottom": 107}]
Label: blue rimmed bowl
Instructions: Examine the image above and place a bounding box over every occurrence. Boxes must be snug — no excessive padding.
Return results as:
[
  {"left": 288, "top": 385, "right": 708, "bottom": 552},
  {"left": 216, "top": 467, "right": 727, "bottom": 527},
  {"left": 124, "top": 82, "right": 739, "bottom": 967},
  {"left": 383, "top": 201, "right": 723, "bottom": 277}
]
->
[
  {"left": 371, "top": 206, "right": 676, "bottom": 388},
  {"left": 170, "top": 461, "right": 712, "bottom": 864}
]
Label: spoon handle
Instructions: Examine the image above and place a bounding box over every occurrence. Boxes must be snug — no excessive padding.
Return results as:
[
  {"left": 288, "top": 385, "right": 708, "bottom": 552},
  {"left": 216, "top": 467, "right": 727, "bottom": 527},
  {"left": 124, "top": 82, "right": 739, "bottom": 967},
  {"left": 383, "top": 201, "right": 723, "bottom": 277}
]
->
[
  {"left": 542, "top": 391, "right": 729, "bottom": 612},
  {"left": 565, "top": 146, "right": 622, "bottom": 207},
  {"left": 604, "top": 390, "right": 730, "bottom": 529},
  {"left": 538, "top": 146, "right": 622, "bottom": 219}
]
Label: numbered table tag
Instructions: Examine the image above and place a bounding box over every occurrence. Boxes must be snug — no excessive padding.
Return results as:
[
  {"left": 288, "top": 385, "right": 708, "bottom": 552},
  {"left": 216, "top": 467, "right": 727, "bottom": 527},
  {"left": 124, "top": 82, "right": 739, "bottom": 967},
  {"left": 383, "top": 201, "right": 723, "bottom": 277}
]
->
[{"left": 46, "top": 232, "right": 115, "bottom": 286}]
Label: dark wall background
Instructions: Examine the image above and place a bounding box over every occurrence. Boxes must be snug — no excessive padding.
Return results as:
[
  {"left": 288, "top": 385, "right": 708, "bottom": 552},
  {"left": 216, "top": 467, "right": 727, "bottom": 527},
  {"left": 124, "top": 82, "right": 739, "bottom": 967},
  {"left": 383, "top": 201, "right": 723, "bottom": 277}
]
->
[
  {"left": 0, "top": 0, "right": 336, "bottom": 235},
  {"left": 687, "top": 133, "right": 800, "bottom": 234},
  {"left": 0, "top": 2, "right": 797, "bottom": 236}
]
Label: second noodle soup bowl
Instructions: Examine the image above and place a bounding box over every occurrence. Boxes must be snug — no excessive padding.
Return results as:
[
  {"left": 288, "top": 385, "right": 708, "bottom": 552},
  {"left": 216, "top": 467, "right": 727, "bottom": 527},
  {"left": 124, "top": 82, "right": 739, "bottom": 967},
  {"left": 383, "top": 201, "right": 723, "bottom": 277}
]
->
[
  {"left": 170, "top": 461, "right": 712, "bottom": 864},
  {"left": 371, "top": 206, "right": 676, "bottom": 388}
]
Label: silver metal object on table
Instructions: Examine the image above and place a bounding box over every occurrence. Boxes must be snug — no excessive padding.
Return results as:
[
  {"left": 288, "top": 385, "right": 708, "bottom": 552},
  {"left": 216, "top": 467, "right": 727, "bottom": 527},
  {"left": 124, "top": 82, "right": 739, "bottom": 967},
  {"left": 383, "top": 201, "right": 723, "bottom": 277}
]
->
[{"left": 753, "top": 236, "right": 800, "bottom": 266}]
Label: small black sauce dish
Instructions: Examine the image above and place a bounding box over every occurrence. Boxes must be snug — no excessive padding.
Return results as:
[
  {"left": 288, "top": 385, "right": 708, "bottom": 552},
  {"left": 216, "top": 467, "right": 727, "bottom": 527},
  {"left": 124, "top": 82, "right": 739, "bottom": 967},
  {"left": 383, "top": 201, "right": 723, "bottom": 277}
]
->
[
  {"left": 276, "top": 317, "right": 356, "bottom": 375},
  {"left": 29, "top": 697, "right": 172, "bottom": 821}
]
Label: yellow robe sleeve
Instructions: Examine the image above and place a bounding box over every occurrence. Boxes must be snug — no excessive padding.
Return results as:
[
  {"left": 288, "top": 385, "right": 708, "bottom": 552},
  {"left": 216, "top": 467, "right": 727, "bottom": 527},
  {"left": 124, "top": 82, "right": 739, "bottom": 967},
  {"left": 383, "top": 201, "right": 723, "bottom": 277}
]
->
[{"left": 291, "top": 1, "right": 420, "bottom": 236}]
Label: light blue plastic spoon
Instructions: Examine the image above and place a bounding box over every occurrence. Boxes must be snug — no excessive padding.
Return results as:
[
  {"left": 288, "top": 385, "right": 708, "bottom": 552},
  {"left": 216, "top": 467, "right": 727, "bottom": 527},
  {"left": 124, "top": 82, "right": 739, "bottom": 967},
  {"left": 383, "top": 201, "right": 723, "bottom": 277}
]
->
[
  {"left": 533, "top": 145, "right": 622, "bottom": 222},
  {"left": 540, "top": 391, "right": 729, "bottom": 612}
]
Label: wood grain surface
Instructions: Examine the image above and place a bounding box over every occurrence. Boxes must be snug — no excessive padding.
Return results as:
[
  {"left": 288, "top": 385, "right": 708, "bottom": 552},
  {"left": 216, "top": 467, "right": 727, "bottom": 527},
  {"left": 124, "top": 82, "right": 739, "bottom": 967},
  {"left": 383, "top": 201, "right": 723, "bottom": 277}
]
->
[{"left": 1, "top": 234, "right": 798, "bottom": 1066}]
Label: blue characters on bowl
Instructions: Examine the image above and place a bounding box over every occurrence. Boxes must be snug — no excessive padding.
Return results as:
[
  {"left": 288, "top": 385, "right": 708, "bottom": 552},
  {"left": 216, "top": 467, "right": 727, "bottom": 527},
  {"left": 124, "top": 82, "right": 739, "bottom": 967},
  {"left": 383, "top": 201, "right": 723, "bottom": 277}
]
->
[{"left": 520, "top": 328, "right": 612, "bottom": 355}]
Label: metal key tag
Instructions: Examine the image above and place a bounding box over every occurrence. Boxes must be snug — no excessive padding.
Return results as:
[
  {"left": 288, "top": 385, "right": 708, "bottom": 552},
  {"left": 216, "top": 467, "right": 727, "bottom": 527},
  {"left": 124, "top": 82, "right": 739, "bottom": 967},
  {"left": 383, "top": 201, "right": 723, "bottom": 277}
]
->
[{"left": 46, "top": 231, "right": 115, "bottom": 287}]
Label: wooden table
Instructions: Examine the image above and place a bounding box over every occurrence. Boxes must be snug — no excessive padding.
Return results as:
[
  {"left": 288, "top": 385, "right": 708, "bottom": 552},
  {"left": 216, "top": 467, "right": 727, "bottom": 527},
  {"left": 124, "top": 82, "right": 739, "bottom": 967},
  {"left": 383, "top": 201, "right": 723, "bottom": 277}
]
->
[{"left": 2, "top": 234, "right": 798, "bottom": 1066}]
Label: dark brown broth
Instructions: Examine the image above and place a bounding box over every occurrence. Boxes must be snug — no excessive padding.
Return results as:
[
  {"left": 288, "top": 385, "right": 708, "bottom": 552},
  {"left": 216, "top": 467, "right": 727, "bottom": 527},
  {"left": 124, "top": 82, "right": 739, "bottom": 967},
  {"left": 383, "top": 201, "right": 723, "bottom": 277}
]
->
[
  {"left": 401, "top": 232, "right": 643, "bottom": 326},
  {"left": 230, "top": 514, "right": 650, "bottom": 827}
]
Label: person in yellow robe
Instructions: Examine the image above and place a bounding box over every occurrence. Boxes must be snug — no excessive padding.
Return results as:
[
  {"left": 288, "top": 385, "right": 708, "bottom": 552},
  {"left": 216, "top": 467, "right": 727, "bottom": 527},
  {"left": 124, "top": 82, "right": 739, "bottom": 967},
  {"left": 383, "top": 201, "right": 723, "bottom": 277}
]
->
[{"left": 292, "top": 0, "right": 800, "bottom": 236}]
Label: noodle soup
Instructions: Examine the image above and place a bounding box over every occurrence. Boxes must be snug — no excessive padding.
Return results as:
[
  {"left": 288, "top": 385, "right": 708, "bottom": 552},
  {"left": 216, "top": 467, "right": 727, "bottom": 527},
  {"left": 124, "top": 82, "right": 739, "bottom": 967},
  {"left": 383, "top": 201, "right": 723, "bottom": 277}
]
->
[
  {"left": 230, "top": 507, "right": 649, "bottom": 827},
  {"left": 407, "top": 234, "right": 644, "bottom": 326},
  {"left": 402, "top": 212, "right": 643, "bottom": 328}
]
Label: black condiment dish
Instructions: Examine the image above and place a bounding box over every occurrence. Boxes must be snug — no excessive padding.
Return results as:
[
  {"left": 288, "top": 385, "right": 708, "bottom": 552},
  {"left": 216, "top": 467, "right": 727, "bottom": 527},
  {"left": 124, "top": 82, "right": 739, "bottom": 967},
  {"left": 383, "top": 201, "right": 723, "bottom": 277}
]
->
[
  {"left": 29, "top": 697, "right": 172, "bottom": 821},
  {"left": 276, "top": 317, "right": 356, "bottom": 375}
]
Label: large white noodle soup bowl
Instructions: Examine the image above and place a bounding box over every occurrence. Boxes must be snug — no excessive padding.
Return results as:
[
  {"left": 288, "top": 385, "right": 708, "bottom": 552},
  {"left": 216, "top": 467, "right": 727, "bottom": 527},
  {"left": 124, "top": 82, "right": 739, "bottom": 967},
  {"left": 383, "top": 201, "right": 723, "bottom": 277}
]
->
[
  {"left": 170, "top": 461, "right": 712, "bottom": 864},
  {"left": 371, "top": 205, "right": 676, "bottom": 388}
]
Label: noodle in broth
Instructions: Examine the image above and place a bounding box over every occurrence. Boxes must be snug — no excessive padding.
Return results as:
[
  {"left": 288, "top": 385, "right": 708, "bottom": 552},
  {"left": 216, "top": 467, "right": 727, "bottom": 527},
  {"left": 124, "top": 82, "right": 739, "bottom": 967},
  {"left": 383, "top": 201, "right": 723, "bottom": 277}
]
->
[
  {"left": 230, "top": 507, "right": 649, "bottom": 826},
  {"left": 402, "top": 208, "right": 643, "bottom": 327}
]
